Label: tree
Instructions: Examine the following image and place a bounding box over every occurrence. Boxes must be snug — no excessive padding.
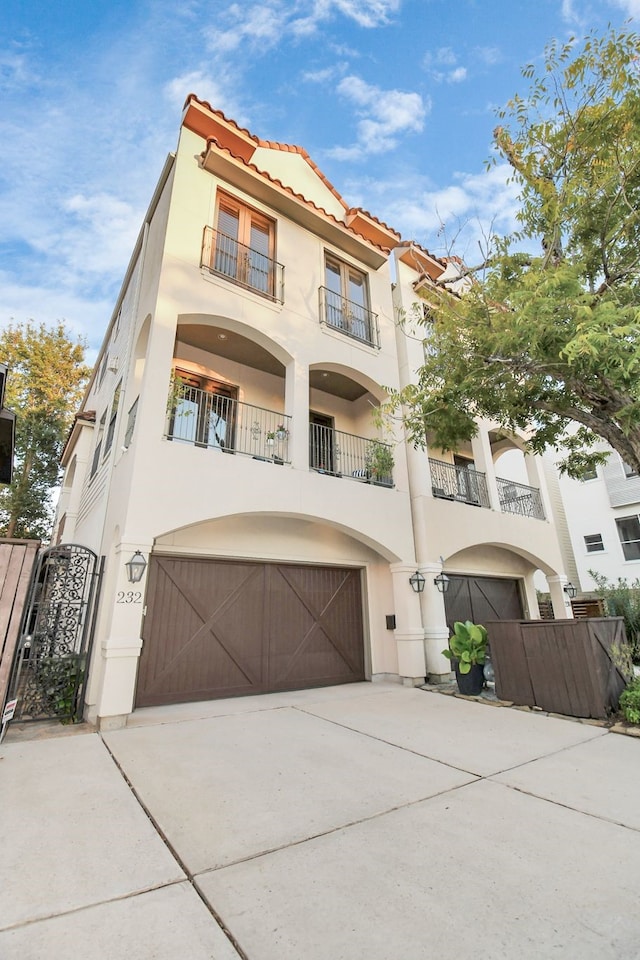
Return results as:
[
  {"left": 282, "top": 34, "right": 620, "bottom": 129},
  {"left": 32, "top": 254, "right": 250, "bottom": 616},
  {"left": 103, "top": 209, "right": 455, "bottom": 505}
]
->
[
  {"left": 390, "top": 28, "right": 640, "bottom": 477},
  {"left": 0, "top": 322, "right": 90, "bottom": 539}
]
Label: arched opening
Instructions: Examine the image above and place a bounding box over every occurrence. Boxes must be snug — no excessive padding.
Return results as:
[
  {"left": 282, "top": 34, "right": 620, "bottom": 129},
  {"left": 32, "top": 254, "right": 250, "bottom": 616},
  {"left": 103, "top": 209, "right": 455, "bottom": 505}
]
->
[
  {"left": 308, "top": 363, "right": 393, "bottom": 484},
  {"left": 170, "top": 317, "right": 292, "bottom": 461}
]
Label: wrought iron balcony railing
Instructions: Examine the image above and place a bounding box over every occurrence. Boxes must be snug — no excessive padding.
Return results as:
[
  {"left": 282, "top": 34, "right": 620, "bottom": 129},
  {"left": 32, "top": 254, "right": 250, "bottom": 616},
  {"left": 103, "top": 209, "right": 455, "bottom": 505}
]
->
[
  {"left": 429, "top": 457, "right": 490, "bottom": 508},
  {"left": 310, "top": 423, "right": 394, "bottom": 486},
  {"left": 318, "top": 287, "right": 380, "bottom": 348},
  {"left": 201, "top": 226, "right": 285, "bottom": 303},
  {"left": 166, "top": 382, "right": 291, "bottom": 463},
  {"left": 496, "top": 477, "right": 546, "bottom": 520}
]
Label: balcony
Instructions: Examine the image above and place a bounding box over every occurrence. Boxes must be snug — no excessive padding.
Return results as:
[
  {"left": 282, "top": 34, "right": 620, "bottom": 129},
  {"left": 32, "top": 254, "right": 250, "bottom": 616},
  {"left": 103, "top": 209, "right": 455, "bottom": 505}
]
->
[
  {"left": 318, "top": 286, "right": 380, "bottom": 348},
  {"left": 310, "top": 423, "right": 393, "bottom": 486},
  {"left": 429, "top": 458, "right": 490, "bottom": 507},
  {"left": 167, "top": 382, "right": 291, "bottom": 463},
  {"left": 496, "top": 477, "right": 545, "bottom": 520},
  {"left": 201, "top": 226, "right": 285, "bottom": 303}
]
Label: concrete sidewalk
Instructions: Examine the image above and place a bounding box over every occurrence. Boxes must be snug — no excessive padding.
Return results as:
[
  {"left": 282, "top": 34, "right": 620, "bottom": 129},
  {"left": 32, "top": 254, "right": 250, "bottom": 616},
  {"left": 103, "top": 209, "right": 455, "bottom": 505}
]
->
[{"left": 2, "top": 682, "right": 639, "bottom": 959}]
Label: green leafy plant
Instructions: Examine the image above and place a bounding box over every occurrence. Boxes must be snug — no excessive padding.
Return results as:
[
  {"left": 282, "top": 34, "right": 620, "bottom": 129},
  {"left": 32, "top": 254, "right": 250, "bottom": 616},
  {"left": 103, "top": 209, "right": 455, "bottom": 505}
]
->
[
  {"left": 37, "top": 654, "right": 84, "bottom": 720},
  {"left": 589, "top": 571, "right": 640, "bottom": 664},
  {"left": 365, "top": 441, "right": 394, "bottom": 483},
  {"left": 619, "top": 677, "right": 640, "bottom": 724},
  {"left": 442, "top": 620, "right": 488, "bottom": 674}
]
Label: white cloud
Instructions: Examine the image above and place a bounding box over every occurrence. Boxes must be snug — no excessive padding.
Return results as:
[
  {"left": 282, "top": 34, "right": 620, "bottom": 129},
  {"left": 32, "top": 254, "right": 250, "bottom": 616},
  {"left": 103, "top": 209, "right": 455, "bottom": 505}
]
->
[
  {"left": 163, "top": 70, "right": 248, "bottom": 122},
  {"left": 448, "top": 67, "right": 467, "bottom": 83},
  {"left": 205, "top": 0, "right": 401, "bottom": 54},
  {"left": 329, "top": 75, "right": 428, "bottom": 159},
  {"left": 342, "top": 163, "right": 522, "bottom": 260},
  {"left": 423, "top": 46, "right": 468, "bottom": 84},
  {"left": 609, "top": 0, "right": 640, "bottom": 16}
]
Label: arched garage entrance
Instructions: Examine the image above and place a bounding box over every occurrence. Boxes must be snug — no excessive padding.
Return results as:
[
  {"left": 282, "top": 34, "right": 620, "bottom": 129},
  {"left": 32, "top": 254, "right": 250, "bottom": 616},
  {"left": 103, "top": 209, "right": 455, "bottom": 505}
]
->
[
  {"left": 135, "top": 554, "right": 365, "bottom": 707},
  {"left": 443, "top": 574, "right": 524, "bottom": 635}
]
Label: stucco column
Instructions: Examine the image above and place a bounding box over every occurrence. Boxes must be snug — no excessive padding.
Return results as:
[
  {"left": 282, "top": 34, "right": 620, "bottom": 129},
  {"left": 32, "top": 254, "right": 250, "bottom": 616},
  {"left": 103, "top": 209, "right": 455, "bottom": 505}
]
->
[
  {"left": 92, "top": 540, "right": 152, "bottom": 728},
  {"left": 418, "top": 561, "right": 452, "bottom": 680},
  {"left": 389, "top": 563, "right": 427, "bottom": 684},
  {"left": 524, "top": 453, "right": 553, "bottom": 522},
  {"left": 546, "top": 575, "right": 575, "bottom": 620},
  {"left": 285, "top": 358, "right": 309, "bottom": 471},
  {"left": 470, "top": 430, "right": 501, "bottom": 510}
]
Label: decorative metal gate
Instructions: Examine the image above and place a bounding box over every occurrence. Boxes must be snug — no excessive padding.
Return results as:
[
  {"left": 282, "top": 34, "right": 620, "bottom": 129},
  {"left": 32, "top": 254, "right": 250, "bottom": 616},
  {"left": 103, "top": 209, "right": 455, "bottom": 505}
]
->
[{"left": 4, "top": 544, "right": 102, "bottom": 724}]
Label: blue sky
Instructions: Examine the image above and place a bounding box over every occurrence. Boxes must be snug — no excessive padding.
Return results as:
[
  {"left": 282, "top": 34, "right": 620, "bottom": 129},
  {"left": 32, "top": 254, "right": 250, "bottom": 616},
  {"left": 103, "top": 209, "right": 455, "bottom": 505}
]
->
[{"left": 1, "top": 0, "right": 637, "bottom": 354}]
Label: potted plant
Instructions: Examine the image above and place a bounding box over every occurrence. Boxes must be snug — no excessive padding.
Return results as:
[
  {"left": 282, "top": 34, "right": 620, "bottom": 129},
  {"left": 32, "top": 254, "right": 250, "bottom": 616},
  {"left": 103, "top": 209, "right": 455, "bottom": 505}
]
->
[
  {"left": 267, "top": 425, "right": 288, "bottom": 443},
  {"left": 442, "top": 620, "right": 488, "bottom": 696},
  {"left": 365, "top": 441, "right": 394, "bottom": 486}
]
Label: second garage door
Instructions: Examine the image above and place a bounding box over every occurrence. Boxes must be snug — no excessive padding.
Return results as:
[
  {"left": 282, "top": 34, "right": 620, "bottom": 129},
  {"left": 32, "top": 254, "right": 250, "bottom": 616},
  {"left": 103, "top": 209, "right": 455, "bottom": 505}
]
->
[
  {"left": 135, "top": 556, "right": 365, "bottom": 707},
  {"left": 444, "top": 574, "right": 524, "bottom": 634}
]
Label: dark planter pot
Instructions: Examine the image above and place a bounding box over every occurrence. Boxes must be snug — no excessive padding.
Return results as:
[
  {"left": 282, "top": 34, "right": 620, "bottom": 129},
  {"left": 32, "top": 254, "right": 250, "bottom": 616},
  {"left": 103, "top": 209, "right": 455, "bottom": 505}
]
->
[{"left": 454, "top": 661, "right": 485, "bottom": 696}]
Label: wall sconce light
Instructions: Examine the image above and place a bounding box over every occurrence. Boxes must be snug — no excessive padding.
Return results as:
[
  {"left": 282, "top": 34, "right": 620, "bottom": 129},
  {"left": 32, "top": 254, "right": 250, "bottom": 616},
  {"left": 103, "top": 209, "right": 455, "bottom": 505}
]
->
[
  {"left": 564, "top": 581, "right": 577, "bottom": 599},
  {"left": 409, "top": 570, "right": 426, "bottom": 593},
  {"left": 125, "top": 551, "right": 147, "bottom": 584},
  {"left": 434, "top": 572, "right": 450, "bottom": 594}
]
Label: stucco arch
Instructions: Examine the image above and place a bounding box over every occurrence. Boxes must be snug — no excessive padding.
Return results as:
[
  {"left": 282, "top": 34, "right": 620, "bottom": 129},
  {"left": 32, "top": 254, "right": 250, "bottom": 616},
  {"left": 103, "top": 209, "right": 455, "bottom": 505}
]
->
[
  {"left": 176, "top": 312, "right": 294, "bottom": 369},
  {"left": 445, "top": 540, "right": 559, "bottom": 577},
  {"left": 309, "top": 361, "right": 388, "bottom": 404},
  {"left": 154, "top": 510, "right": 403, "bottom": 564}
]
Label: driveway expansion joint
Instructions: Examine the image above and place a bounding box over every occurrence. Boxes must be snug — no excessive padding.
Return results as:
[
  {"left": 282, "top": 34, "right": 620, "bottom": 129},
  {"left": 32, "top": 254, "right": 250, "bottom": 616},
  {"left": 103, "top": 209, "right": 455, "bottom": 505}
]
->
[{"left": 99, "top": 734, "right": 251, "bottom": 960}]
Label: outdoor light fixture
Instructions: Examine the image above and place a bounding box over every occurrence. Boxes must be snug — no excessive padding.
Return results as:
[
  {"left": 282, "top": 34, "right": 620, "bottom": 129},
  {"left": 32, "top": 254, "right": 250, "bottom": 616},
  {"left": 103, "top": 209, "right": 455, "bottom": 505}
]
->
[
  {"left": 434, "top": 572, "right": 450, "bottom": 594},
  {"left": 564, "top": 581, "right": 578, "bottom": 599},
  {"left": 125, "top": 551, "right": 147, "bottom": 584},
  {"left": 409, "top": 570, "right": 426, "bottom": 593}
]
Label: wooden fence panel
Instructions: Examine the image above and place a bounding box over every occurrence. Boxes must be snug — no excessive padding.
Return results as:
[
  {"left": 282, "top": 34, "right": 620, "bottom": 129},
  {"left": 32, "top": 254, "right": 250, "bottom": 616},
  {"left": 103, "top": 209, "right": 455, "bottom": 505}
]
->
[
  {"left": 0, "top": 539, "right": 40, "bottom": 708},
  {"left": 486, "top": 617, "right": 629, "bottom": 719}
]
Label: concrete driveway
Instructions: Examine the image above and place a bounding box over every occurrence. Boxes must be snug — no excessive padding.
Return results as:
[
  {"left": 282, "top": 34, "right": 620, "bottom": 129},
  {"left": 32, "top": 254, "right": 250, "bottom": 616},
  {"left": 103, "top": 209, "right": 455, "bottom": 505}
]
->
[{"left": 2, "top": 682, "right": 639, "bottom": 960}]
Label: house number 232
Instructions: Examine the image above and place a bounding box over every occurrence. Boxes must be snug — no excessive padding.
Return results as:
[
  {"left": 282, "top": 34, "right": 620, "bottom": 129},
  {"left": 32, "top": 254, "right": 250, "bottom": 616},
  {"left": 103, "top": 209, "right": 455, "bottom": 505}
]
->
[{"left": 116, "top": 591, "right": 142, "bottom": 604}]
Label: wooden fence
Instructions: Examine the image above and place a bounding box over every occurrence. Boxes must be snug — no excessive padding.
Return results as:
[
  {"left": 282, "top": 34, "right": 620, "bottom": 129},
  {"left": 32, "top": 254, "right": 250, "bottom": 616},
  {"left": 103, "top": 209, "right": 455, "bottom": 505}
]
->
[
  {"left": 486, "top": 617, "right": 630, "bottom": 720},
  {"left": 0, "top": 539, "right": 40, "bottom": 709}
]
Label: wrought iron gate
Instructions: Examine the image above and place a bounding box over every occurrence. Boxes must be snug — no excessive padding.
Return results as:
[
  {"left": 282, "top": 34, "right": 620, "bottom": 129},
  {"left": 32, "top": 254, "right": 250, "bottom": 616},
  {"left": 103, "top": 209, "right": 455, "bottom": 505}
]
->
[{"left": 4, "top": 543, "right": 102, "bottom": 724}]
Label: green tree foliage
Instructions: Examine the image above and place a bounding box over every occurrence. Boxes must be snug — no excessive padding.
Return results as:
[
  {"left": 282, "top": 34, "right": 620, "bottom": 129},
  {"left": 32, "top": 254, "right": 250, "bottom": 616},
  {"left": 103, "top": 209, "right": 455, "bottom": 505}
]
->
[
  {"left": 0, "top": 322, "right": 90, "bottom": 540},
  {"left": 389, "top": 28, "right": 640, "bottom": 477}
]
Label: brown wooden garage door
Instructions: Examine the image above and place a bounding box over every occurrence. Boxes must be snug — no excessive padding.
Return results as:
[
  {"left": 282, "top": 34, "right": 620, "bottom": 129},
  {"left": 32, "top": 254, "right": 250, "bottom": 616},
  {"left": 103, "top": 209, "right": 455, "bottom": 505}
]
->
[
  {"left": 135, "top": 556, "right": 365, "bottom": 707},
  {"left": 444, "top": 575, "right": 524, "bottom": 634}
]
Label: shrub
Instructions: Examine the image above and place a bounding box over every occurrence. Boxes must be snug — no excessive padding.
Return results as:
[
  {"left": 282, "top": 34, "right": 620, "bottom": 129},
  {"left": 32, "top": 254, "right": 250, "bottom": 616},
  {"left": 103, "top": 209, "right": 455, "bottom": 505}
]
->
[
  {"left": 588, "top": 571, "right": 640, "bottom": 664},
  {"left": 619, "top": 678, "right": 640, "bottom": 725}
]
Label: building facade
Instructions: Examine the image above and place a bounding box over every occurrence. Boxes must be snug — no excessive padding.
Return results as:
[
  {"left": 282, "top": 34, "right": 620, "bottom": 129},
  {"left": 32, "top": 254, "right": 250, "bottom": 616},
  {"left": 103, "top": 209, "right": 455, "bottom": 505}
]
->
[{"left": 55, "top": 97, "right": 574, "bottom": 727}]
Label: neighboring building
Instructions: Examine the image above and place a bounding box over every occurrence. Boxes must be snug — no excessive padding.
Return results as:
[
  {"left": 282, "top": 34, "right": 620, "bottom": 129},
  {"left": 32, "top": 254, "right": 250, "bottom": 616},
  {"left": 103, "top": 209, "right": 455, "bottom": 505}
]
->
[
  {"left": 54, "top": 97, "right": 574, "bottom": 727},
  {"left": 549, "top": 445, "right": 640, "bottom": 593}
]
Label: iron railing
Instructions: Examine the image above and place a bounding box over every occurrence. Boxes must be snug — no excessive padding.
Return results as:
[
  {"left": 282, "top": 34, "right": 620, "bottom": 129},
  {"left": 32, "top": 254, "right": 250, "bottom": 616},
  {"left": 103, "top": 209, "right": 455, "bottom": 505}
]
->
[
  {"left": 429, "top": 457, "right": 490, "bottom": 507},
  {"left": 201, "top": 226, "right": 285, "bottom": 303},
  {"left": 310, "top": 423, "right": 393, "bottom": 486},
  {"left": 318, "top": 286, "right": 380, "bottom": 348},
  {"left": 496, "top": 477, "right": 545, "bottom": 520},
  {"left": 167, "top": 382, "right": 291, "bottom": 463}
]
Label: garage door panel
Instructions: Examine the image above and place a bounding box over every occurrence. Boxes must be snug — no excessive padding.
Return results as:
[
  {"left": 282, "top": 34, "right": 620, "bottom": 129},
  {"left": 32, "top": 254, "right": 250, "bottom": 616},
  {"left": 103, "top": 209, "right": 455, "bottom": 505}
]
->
[
  {"left": 136, "top": 557, "right": 365, "bottom": 707},
  {"left": 444, "top": 575, "right": 523, "bottom": 634}
]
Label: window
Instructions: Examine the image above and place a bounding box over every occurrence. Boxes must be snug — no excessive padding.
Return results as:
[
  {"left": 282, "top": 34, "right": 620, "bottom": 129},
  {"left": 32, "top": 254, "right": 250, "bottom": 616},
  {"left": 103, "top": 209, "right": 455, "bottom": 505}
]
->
[
  {"left": 103, "top": 381, "right": 122, "bottom": 457},
  {"left": 213, "top": 193, "right": 276, "bottom": 297},
  {"left": 623, "top": 460, "right": 638, "bottom": 478},
  {"left": 579, "top": 467, "right": 597, "bottom": 481},
  {"left": 584, "top": 533, "right": 604, "bottom": 553},
  {"left": 90, "top": 411, "right": 107, "bottom": 479},
  {"left": 168, "top": 370, "right": 237, "bottom": 450},
  {"left": 616, "top": 516, "right": 640, "bottom": 560},
  {"left": 97, "top": 352, "right": 109, "bottom": 387},
  {"left": 123, "top": 397, "right": 138, "bottom": 449},
  {"left": 322, "top": 253, "right": 375, "bottom": 344}
]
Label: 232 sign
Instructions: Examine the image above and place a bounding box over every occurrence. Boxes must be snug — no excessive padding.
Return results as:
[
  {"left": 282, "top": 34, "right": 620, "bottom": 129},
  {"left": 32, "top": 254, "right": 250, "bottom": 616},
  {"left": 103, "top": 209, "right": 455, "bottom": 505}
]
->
[{"left": 116, "top": 591, "right": 142, "bottom": 604}]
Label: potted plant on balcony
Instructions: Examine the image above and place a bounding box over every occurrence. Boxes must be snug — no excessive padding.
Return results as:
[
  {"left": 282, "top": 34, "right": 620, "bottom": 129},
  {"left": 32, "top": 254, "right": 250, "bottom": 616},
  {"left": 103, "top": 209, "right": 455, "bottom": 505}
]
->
[
  {"left": 365, "top": 441, "right": 394, "bottom": 487},
  {"left": 442, "top": 620, "right": 488, "bottom": 696}
]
